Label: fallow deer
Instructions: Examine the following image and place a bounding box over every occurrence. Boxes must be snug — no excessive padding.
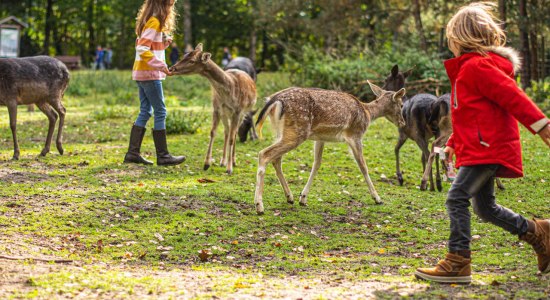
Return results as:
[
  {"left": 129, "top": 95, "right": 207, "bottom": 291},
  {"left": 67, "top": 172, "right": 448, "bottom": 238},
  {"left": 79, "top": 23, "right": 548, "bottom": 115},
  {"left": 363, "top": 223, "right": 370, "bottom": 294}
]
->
[
  {"left": 169, "top": 44, "right": 257, "bottom": 174},
  {"left": 253, "top": 82, "right": 406, "bottom": 215},
  {"left": 0, "top": 56, "right": 69, "bottom": 160}
]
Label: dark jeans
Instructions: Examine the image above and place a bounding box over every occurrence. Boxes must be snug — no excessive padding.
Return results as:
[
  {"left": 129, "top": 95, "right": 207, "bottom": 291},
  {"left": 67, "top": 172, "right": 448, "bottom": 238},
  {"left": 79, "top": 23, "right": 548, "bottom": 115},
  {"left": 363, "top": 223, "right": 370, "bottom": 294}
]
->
[{"left": 446, "top": 164, "right": 529, "bottom": 252}]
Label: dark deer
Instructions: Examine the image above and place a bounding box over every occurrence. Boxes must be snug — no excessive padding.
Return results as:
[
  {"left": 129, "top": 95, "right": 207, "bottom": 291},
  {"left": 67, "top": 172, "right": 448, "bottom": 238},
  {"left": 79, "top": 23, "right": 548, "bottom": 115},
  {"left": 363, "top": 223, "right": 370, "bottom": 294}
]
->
[
  {"left": 169, "top": 44, "right": 257, "bottom": 174},
  {"left": 0, "top": 56, "right": 69, "bottom": 160},
  {"left": 421, "top": 94, "right": 505, "bottom": 191},
  {"left": 253, "top": 82, "right": 406, "bottom": 215}
]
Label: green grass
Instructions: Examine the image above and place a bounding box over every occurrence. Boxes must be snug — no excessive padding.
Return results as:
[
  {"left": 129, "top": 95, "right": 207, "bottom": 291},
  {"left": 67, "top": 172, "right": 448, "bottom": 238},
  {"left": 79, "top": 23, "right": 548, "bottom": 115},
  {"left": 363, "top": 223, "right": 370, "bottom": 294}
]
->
[{"left": 0, "top": 70, "right": 549, "bottom": 299}]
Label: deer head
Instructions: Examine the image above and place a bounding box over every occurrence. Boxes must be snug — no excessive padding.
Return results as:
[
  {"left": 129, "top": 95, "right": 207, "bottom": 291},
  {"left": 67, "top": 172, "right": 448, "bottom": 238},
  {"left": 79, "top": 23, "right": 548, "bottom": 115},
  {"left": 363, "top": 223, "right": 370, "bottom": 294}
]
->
[
  {"left": 169, "top": 43, "right": 212, "bottom": 75},
  {"left": 368, "top": 80, "right": 406, "bottom": 128},
  {"left": 382, "top": 64, "right": 413, "bottom": 92}
]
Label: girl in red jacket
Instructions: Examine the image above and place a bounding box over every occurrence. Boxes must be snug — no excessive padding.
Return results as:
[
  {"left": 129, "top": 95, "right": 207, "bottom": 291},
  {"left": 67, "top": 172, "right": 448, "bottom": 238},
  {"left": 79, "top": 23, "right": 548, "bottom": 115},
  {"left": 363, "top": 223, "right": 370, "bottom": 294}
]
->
[{"left": 415, "top": 2, "right": 550, "bottom": 284}]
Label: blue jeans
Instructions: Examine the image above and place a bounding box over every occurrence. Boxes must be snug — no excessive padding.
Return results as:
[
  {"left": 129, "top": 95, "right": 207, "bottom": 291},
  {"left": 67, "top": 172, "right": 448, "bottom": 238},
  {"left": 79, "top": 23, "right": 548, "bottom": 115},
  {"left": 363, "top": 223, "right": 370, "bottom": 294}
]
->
[
  {"left": 446, "top": 164, "right": 529, "bottom": 252},
  {"left": 134, "top": 80, "right": 167, "bottom": 130}
]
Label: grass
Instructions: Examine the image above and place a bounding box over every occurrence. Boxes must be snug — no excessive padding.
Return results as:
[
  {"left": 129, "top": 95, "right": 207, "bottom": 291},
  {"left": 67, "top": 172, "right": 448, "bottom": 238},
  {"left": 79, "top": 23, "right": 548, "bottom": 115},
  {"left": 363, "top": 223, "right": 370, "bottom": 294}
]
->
[{"left": 0, "top": 70, "right": 549, "bottom": 299}]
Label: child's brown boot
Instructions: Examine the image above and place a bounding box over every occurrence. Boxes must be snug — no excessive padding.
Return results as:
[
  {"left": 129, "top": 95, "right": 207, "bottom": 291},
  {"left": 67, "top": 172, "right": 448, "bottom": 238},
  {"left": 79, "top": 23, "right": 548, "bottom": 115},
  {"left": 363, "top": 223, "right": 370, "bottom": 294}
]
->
[
  {"left": 520, "top": 219, "right": 550, "bottom": 273},
  {"left": 415, "top": 252, "right": 472, "bottom": 284}
]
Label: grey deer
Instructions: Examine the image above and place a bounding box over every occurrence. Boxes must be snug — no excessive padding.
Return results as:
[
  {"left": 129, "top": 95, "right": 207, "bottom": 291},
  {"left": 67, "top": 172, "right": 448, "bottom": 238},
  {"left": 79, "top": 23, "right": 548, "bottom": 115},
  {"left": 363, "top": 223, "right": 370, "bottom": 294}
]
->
[
  {"left": 253, "top": 82, "right": 406, "bottom": 215},
  {"left": 169, "top": 44, "right": 257, "bottom": 174},
  {"left": 0, "top": 56, "right": 69, "bottom": 160}
]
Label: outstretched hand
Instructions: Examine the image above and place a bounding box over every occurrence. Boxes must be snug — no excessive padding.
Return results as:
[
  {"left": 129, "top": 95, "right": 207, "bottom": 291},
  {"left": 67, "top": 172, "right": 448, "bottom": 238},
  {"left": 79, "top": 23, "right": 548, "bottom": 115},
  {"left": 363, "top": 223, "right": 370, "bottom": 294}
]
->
[
  {"left": 444, "top": 146, "right": 455, "bottom": 163},
  {"left": 161, "top": 66, "right": 172, "bottom": 76},
  {"left": 539, "top": 124, "right": 550, "bottom": 148}
]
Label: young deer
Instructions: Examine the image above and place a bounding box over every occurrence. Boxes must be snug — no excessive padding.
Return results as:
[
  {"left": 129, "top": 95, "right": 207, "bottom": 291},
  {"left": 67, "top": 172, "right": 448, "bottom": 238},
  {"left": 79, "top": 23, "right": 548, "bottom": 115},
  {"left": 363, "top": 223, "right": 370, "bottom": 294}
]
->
[
  {"left": 420, "top": 94, "right": 505, "bottom": 191},
  {"left": 0, "top": 56, "right": 69, "bottom": 160},
  {"left": 169, "top": 44, "right": 257, "bottom": 174},
  {"left": 253, "top": 82, "right": 406, "bottom": 215}
]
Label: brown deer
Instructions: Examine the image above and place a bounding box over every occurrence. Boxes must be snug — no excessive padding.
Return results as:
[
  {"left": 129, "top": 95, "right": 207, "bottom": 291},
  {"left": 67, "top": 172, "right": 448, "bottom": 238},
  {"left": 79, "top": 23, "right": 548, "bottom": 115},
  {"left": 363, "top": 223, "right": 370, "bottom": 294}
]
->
[
  {"left": 253, "top": 82, "right": 406, "bottom": 215},
  {"left": 0, "top": 56, "right": 69, "bottom": 160},
  {"left": 169, "top": 44, "right": 257, "bottom": 174}
]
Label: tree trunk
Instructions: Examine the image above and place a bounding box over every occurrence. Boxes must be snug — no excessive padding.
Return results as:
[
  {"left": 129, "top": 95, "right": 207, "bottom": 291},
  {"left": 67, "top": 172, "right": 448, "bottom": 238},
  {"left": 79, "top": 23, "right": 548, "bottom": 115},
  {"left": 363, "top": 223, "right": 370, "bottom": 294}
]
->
[
  {"left": 498, "top": 0, "right": 507, "bottom": 30},
  {"left": 412, "top": 0, "right": 427, "bottom": 52},
  {"left": 87, "top": 0, "right": 96, "bottom": 66},
  {"left": 530, "top": 32, "right": 539, "bottom": 81},
  {"left": 183, "top": 0, "right": 192, "bottom": 51},
  {"left": 249, "top": 29, "right": 257, "bottom": 63},
  {"left": 518, "top": 0, "right": 531, "bottom": 88},
  {"left": 260, "top": 30, "right": 269, "bottom": 69},
  {"left": 43, "top": 0, "right": 54, "bottom": 54}
]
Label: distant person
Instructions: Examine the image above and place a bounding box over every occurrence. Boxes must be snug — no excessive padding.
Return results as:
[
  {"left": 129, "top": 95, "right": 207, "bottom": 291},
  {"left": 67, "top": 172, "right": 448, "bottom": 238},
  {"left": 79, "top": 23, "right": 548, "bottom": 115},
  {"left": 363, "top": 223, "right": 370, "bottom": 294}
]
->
[
  {"left": 221, "top": 47, "right": 232, "bottom": 67},
  {"left": 124, "top": 0, "right": 185, "bottom": 166},
  {"left": 95, "top": 45, "right": 104, "bottom": 70},
  {"left": 104, "top": 47, "right": 113, "bottom": 69},
  {"left": 169, "top": 42, "right": 179, "bottom": 65},
  {"left": 414, "top": 2, "right": 550, "bottom": 284}
]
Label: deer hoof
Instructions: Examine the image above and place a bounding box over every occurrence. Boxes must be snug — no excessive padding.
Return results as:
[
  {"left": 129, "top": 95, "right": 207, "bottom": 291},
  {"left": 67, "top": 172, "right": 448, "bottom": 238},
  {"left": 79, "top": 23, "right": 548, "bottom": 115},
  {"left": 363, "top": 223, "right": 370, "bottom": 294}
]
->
[
  {"left": 57, "top": 144, "right": 64, "bottom": 155},
  {"left": 256, "top": 202, "right": 264, "bottom": 215},
  {"left": 397, "top": 174, "right": 404, "bottom": 186},
  {"left": 203, "top": 164, "right": 210, "bottom": 171},
  {"left": 420, "top": 181, "right": 428, "bottom": 191},
  {"left": 39, "top": 149, "right": 48, "bottom": 157},
  {"left": 299, "top": 194, "right": 307, "bottom": 206},
  {"left": 11, "top": 155, "right": 19, "bottom": 161},
  {"left": 436, "top": 180, "right": 443, "bottom": 192},
  {"left": 286, "top": 194, "right": 294, "bottom": 204},
  {"left": 226, "top": 169, "right": 233, "bottom": 175}
]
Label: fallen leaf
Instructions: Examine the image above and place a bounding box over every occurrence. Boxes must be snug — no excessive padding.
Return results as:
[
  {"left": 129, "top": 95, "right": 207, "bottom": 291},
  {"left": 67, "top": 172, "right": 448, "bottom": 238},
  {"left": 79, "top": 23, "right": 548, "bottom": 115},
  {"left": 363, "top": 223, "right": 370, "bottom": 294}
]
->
[
  {"left": 154, "top": 233, "right": 164, "bottom": 242},
  {"left": 123, "top": 252, "right": 133, "bottom": 259},
  {"left": 490, "top": 280, "right": 500, "bottom": 286},
  {"left": 274, "top": 242, "right": 282, "bottom": 247},
  {"left": 378, "top": 248, "right": 386, "bottom": 254},
  {"left": 198, "top": 178, "right": 216, "bottom": 183},
  {"left": 198, "top": 249, "right": 211, "bottom": 262},
  {"left": 231, "top": 240, "right": 239, "bottom": 245},
  {"left": 96, "top": 240, "right": 104, "bottom": 252}
]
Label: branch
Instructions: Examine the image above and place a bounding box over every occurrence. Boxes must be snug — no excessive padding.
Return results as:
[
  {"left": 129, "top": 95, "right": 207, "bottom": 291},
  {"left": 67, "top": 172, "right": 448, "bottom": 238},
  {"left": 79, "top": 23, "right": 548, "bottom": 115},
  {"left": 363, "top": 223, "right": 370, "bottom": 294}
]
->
[{"left": 0, "top": 254, "right": 73, "bottom": 264}]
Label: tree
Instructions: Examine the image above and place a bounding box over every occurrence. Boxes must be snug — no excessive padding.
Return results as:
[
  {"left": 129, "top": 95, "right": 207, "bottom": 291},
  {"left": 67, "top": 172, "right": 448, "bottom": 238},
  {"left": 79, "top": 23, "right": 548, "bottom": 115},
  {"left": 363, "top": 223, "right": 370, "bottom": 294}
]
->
[{"left": 182, "top": 0, "right": 192, "bottom": 51}]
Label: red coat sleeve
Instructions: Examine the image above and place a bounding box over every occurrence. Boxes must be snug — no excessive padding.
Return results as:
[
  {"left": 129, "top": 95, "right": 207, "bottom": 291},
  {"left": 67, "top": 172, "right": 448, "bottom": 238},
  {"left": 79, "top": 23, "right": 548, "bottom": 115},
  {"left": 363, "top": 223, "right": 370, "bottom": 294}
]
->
[
  {"left": 446, "top": 133, "right": 455, "bottom": 148},
  {"left": 472, "top": 60, "right": 548, "bottom": 134}
]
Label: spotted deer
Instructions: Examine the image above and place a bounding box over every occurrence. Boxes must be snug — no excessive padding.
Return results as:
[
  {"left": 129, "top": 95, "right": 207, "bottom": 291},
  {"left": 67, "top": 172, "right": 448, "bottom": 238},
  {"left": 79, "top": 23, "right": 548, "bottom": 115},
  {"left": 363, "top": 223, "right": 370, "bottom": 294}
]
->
[
  {"left": 253, "top": 82, "right": 406, "bottom": 215},
  {"left": 169, "top": 44, "right": 257, "bottom": 174},
  {"left": 0, "top": 56, "right": 69, "bottom": 160}
]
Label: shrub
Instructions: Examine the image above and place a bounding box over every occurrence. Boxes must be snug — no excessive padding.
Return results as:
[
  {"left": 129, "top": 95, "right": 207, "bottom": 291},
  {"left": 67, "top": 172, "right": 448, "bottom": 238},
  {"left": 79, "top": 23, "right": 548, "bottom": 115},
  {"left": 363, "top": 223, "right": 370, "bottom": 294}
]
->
[
  {"left": 165, "top": 110, "right": 206, "bottom": 135},
  {"left": 526, "top": 78, "right": 550, "bottom": 115},
  {"left": 286, "top": 45, "right": 449, "bottom": 100},
  {"left": 92, "top": 106, "right": 133, "bottom": 121}
]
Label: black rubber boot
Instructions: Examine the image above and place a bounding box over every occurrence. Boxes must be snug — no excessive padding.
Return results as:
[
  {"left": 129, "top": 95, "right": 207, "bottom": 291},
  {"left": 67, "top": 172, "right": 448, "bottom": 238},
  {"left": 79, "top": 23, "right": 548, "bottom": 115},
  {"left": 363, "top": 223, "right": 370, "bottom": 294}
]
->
[
  {"left": 124, "top": 125, "right": 153, "bottom": 165},
  {"left": 152, "top": 129, "right": 186, "bottom": 166}
]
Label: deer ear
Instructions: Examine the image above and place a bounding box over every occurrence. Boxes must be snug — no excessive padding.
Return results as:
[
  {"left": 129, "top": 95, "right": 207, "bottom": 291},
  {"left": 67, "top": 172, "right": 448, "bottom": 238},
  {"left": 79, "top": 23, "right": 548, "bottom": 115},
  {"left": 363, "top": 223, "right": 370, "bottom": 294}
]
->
[
  {"left": 195, "top": 43, "right": 203, "bottom": 52},
  {"left": 403, "top": 68, "right": 413, "bottom": 78},
  {"left": 367, "top": 80, "right": 384, "bottom": 97},
  {"left": 391, "top": 65, "right": 399, "bottom": 77},
  {"left": 393, "top": 88, "right": 406, "bottom": 101},
  {"left": 201, "top": 52, "right": 211, "bottom": 63}
]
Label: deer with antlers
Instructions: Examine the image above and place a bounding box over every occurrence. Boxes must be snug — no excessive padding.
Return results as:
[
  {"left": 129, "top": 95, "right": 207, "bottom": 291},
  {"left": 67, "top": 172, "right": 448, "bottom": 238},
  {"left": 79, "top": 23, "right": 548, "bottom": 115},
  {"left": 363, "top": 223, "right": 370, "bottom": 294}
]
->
[
  {"left": 169, "top": 44, "right": 257, "bottom": 174},
  {"left": 253, "top": 82, "right": 406, "bottom": 215}
]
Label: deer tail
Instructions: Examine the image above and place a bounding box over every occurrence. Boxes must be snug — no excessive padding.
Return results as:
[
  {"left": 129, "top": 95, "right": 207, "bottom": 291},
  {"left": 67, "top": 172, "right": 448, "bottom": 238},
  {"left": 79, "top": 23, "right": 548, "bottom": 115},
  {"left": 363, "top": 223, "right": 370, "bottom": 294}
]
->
[{"left": 255, "top": 95, "right": 284, "bottom": 140}]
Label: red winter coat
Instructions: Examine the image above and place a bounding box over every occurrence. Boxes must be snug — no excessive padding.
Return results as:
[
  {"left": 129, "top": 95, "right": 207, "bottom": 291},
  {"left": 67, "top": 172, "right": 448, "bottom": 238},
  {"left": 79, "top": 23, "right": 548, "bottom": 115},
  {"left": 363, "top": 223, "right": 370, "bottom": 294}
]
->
[{"left": 445, "top": 47, "right": 549, "bottom": 178}]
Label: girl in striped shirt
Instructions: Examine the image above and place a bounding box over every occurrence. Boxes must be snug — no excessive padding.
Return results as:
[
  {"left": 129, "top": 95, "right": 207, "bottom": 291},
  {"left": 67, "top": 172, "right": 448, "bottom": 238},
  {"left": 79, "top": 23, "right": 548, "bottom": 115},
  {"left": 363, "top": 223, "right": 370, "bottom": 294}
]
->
[{"left": 124, "top": 0, "right": 185, "bottom": 166}]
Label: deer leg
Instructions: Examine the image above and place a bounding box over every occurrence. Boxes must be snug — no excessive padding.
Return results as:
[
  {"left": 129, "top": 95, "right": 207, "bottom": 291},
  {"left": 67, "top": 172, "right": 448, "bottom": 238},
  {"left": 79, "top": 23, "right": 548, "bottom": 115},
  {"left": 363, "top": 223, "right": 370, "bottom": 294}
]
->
[
  {"left": 421, "top": 152, "right": 436, "bottom": 191},
  {"left": 272, "top": 157, "right": 294, "bottom": 205},
  {"left": 226, "top": 114, "right": 240, "bottom": 175},
  {"left": 417, "top": 139, "right": 434, "bottom": 191},
  {"left": 7, "top": 102, "right": 19, "bottom": 160},
  {"left": 395, "top": 132, "right": 407, "bottom": 186},
  {"left": 347, "top": 138, "right": 382, "bottom": 205},
  {"left": 300, "top": 141, "right": 324, "bottom": 207},
  {"left": 50, "top": 99, "right": 66, "bottom": 155},
  {"left": 220, "top": 116, "right": 230, "bottom": 168},
  {"left": 255, "top": 137, "right": 303, "bottom": 215},
  {"left": 496, "top": 178, "right": 505, "bottom": 190},
  {"left": 36, "top": 102, "right": 58, "bottom": 157},
  {"left": 435, "top": 154, "right": 442, "bottom": 192},
  {"left": 204, "top": 110, "right": 220, "bottom": 170}
]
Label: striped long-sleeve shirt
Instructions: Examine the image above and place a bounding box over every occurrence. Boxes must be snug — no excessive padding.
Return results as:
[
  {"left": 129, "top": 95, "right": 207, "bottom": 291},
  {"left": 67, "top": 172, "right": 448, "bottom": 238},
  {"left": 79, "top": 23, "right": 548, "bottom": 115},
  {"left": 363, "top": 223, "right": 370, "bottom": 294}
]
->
[{"left": 132, "top": 17, "right": 171, "bottom": 81}]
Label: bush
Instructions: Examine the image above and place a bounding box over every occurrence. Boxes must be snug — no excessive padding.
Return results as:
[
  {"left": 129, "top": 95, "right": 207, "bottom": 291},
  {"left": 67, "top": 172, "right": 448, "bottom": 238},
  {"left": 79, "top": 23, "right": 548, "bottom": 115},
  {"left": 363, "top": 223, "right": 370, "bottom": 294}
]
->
[
  {"left": 286, "top": 45, "right": 449, "bottom": 100},
  {"left": 526, "top": 79, "right": 550, "bottom": 115},
  {"left": 165, "top": 110, "right": 206, "bottom": 135},
  {"left": 92, "top": 106, "right": 133, "bottom": 121}
]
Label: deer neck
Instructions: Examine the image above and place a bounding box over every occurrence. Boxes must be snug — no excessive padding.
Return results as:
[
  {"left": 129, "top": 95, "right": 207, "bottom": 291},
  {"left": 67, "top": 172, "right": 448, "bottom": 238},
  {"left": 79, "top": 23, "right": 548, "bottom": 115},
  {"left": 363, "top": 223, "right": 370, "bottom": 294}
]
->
[
  {"left": 200, "top": 60, "right": 232, "bottom": 89},
  {"left": 363, "top": 100, "right": 385, "bottom": 121}
]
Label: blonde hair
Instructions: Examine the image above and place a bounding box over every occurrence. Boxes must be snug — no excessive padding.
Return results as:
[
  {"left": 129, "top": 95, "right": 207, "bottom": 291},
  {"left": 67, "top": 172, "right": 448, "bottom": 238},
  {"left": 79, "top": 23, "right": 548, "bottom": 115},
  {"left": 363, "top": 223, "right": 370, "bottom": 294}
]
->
[
  {"left": 135, "top": 0, "right": 177, "bottom": 36},
  {"left": 446, "top": 2, "right": 506, "bottom": 56}
]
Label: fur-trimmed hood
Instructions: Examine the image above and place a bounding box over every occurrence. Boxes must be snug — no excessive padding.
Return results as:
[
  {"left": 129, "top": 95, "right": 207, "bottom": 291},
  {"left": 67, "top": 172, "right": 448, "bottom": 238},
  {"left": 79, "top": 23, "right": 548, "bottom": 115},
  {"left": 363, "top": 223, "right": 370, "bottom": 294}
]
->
[{"left": 487, "top": 46, "right": 522, "bottom": 74}]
